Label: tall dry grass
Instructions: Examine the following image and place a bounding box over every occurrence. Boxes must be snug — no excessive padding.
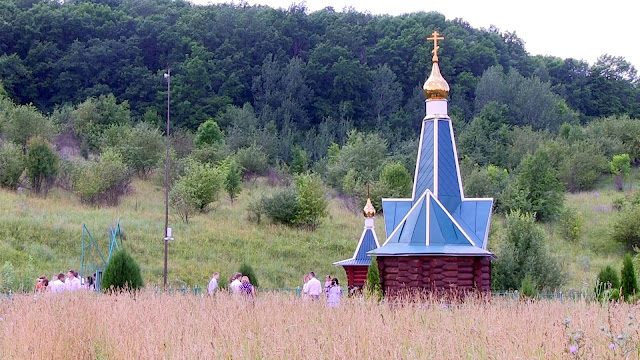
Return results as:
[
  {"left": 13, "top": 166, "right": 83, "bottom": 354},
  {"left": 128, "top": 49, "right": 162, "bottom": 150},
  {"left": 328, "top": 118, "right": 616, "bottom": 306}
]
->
[{"left": 1, "top": 291, "right": 639, "bottom": 359}]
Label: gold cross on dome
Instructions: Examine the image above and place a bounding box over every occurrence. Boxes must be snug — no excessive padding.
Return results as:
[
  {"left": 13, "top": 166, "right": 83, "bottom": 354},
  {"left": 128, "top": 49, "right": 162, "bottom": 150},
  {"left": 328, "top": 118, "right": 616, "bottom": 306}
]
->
[{"left": 427, "top": 30, "right": 445, "bottom": 62}]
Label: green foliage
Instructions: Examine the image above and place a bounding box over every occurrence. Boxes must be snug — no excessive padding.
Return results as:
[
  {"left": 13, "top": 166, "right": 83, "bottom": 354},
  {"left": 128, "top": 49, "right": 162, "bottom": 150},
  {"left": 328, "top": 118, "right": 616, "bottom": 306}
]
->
[
  {"left": 504, "top": 149, "right": 565, "bottom": 221},
  {"left": 595, "top": 265, "right": 620, "bottom": 300},
  {"left": 170, "top": 160, "right": 223, "bottom": 223},
  {"left": 234, "top": 143, "right": 269, "bottom": 177},
  {"left": 365, "top": 257, "right": 382, "bottom": 301},
  {"left": 492, "top": 211, "right": 564, "bottom": 291},
  {"left": 0, "top": 261, "right": 18, "bottom": 293},
  {"left": 263, "top": 187, "right": 299, "bottom": 225},
  {"left": 72, "top": 94, "right": 130, "bottom": 156},
  {"left": 519, "top": 275, "right": 537, "bottom": 299},
  {"left": 118, "top": 122, "right": 164, "bottom": 177},
  {"left": 558, "top": 141, "right": 608, "bottom": 192},
  {"left": 556, "top": 207, "right": 582, "bottom": 242},
  {"left": 221, "top": 158, "right": 243, "bottom": 203},
  {"left": 246, "top": 194, "right": 265, "bottom": 224},
  {"left": 378, "top": 162, "right": 412, "bottom": 198},
  {"left": 612, "top": 206, "right": 640, "bottom": 250},
  {"left": 458, "top": 101, "right": 510, "bottom": 167},
  {"left": 238, "top": 263, "right": 259, "bottom": 287},
  {"left": 294, "top": 174, "right": 328, "bottom": 229},
  {"left": 290, "top": 147, "right": 308, "bottom": 174},
  {"left": 0, "top": 141, "right": 24, "bottom": 189},
  {"left": 4, "top": 104, "right": 55, "bottom": 147},
  {"left": 195, "top": 119, "right": 224, "bottom": 148},
  {"left": 101, "top": 249, "right": 144, "bottom": 292},
  {"left": 71, "top": 149, "right": 132, "bottom": 206},
  {"left": 620, "top": 254, "right": 639, "bottom": 301},
  {"left": 610, "top": 154, "right": 631, "bottom": 191},
  {"left": 462, "top": 161, "right": 510, "bottom": 211},
  {"left": 25, "top": 137, "right": 58, "bottom": 196}
]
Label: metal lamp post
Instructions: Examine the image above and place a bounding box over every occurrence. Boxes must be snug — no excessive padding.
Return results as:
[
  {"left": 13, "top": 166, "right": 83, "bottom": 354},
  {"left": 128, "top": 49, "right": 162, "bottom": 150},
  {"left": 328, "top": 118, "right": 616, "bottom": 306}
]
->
[{"left": 163, "top": 65, "right": 173, "bottom": 290}]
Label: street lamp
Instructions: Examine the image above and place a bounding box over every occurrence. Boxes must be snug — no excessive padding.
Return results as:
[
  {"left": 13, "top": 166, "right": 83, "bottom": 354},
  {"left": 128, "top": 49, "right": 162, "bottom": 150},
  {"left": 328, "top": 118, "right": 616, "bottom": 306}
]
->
[{"left": 163, "top": 65, "right": 172, "bottom": 290}]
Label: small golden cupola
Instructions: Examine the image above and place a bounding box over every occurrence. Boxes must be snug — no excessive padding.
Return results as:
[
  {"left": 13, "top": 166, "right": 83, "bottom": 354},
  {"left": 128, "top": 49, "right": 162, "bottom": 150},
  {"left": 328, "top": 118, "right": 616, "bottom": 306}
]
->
[
  {"left": 363, "top": 198, "right": 376, "bottom": 218},
  {"left": 423, "top": 30, "right": 450, "bottom": 100}
]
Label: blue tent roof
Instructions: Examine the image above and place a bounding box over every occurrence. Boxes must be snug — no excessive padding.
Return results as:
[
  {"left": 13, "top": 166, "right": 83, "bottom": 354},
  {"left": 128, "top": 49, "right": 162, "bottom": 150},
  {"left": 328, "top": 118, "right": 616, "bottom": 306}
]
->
[
  {"left": 334, "top": 226, "right": 381, "bottom": 267},
  {"left": 376, "top": 116, "right": 494, "bottom": 257}
]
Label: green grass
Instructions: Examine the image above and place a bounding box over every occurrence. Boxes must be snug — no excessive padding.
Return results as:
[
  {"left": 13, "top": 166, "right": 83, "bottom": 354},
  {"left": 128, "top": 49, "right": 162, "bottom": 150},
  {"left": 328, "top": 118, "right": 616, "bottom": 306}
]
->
[
  {"left": 1, "top": 170, "right": 638, "bottom": 292},
  {"left": 0, "top": 178, "right": 382, "bottom": 290}
]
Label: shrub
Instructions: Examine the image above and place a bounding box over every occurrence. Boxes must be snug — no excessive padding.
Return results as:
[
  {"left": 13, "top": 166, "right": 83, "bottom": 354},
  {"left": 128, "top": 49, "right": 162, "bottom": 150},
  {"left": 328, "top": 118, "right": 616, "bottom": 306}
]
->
[
  {"left": 612, "top": 196, "right": 627, "bottom": 211},
  {"left": 595, "top": 265, "right": 620, "bottom": 300},
  {"left": 0, "top": 141, "right": 24, "bottom": 188},
  {"left": 519, "top": 275, "right": 537, "bottom": 299},
  {"left": 238, "top": 263, "right": 259, "bottom": 287},
  {"left": 379, "top": 162, "right": 412, "bottom": 198},
  {"left": 263, "top": 187, "right": 299, "bottom": 225},
  {"left": 221, "top": 158, "right": 242, "bottom": 203},
  {"left": 234, "top": 143, "right": 269, "bottom": 178},
  {"left": 4, "top": 104, "right": 55, "bottom": 147},
  {"left": 293, "top": 173, "right": 328, "bottom": 229},
  {"left": 556, "top": 207, "right": 582, "bottom": 242},
  {"left": 621, "top": 254, "right": 639, "bottom": 301},
  {"left": 118, "top": 122, "right": 164, "bottom": 177},
  {"left": 194, "top": 119, "right": 224, "bottom": 148},
  {"left": 170, "top": 160, "right": 223, "bottom": 223},
  {"left": 610, "top": 153, "right": 631, "bottom": 191},
  {"left": 612, "top": 206, "right": 640, "bottom": 250},
  {"left": 290, "top": 146, "right": 308, "bottom": 174},
  {"left": 71, "top": 150, "right": 132, "bottom": 206},
  {"left": 559, "top": 141, "right": 608, "bottom": 192},
  {"left": 246, "top": 195, "right": 265, "bottom": 224},
  {"left": 491, "top": 211, "right": 564, "bottom": 291},
  {"left": 0, "top": 261, "right": 19, "bottom": 293},
  {"left": 365, "top": 257, "right": 382, "bottom": 301},
  {"left": 101, "top": 250, "right": 144, "bottom": 292},
  {"left": 25, "top": 137, "right": 58, "bottom": 196}
]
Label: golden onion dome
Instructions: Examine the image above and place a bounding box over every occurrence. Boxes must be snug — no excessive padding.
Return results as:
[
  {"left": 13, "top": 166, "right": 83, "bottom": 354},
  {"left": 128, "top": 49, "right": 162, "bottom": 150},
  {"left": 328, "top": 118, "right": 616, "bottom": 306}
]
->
[
  {"left": 363, "top": 198, "right": 376, "bottom": 218},
  {"left": 423, "top": 30, "right": 450, "bottom": 100}
]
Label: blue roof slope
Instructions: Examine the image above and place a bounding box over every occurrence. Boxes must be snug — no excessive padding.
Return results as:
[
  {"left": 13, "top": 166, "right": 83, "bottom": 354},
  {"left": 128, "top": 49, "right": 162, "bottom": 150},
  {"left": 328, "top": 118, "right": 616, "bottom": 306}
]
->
[
  {"left": 436, "top": 120, "right": 461, "bottom": 212},
  {"left": 413, "top": 120, "right": 434, "bottom": 199},
  {"left": 334, "top": 226, "right": 381, "bottom": 267},
  {"left": 382, "top": 199, "right": 412, "bottom": 239},
  {"left": 452, "top": 199, "right": 493, "bottom": 249}
]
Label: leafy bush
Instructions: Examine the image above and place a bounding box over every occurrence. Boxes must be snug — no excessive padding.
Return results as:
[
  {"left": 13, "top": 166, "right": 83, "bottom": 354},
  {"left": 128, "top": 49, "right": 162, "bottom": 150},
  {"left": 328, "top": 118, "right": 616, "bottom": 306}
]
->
[
  {"left": 290, "top": 146, "right": 308, "bottom": 174},
  {"left": 559, "top": 141, "right": 608, "bottom": 192},
  {"left": 4, "top": 104, "right": 55, "bottom": 147},
  {"left": 519, "top": 275, "right": 537, "bottom": 299},
  {"left": 170, "top": 160, "right": 223, "bottom": 223},
  {"left": 238, "top": 263, "right": 259, "bottom": 287},
  {"left": 118, "top": 122, "right": 164, "bottom": 177},
  {"left": 293, "top": 174, "right": 328, "bottom": 229},
  {"left": 221, "top": 158, "right": 242, "bottom": 203},
  {"left": 379, "top": 162, "right": 412, "bottom": 198},
  {"left": 610, "top": 153, "right": 631, "bottom": 191},
  {"left": 612, "top": 196, "right": 627, "bottom": 211},
  {"left": 365, "top": 257, "right": 382, "bottom": 301},
  {"left": 492, "top": 211, "right": 564, "bottom": 291},
  {"left": 246, "top": 194, "right": 265, "bottom": 224},
  {"left": 195, "top": 119, "right": 224, "bottom": 148},
  {"left": 71, "top": 149, "right": 132, "bottom": 206},
  {"left": 612, "top": 206, "right": 640, "bottom": 250},
  {"left": 234, "top": 143, "right": 269, "bottom": 178},
  {"left": 556, "top": 207, "right": 582, "bottom": 242},
  {"left": 0, "top": 141, "right": 24, "bottom": 188},
  {"left": 503, "top": 149, "right": 565, "bottom": 221},
  {"left": 326, "top": 130, "right": 388, "bottom": 189},
  {"left": 621, "top": 254, "right": 639, "bottom": 301},
  {"left": 101, "top": 249, "right": 144, "bottom": 292},
  {"left": 595, "top": 265, "right": 620, "bottom": 300},
  {"left": 263, "top": 187, "right": 299, "bottom": 225},
  {"left": 25, "top": 137, "right": 58, "bottom": 196},
  {"left": 463, "top": 162, "right": 510, "bottom": 212}
]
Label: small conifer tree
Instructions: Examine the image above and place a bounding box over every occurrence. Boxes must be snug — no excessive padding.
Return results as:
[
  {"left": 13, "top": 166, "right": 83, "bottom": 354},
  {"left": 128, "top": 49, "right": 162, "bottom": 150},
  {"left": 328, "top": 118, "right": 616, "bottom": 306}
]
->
[
  {"left": 595, "top": 265, "right": 620, "bottom": 300},
  {"left": 238, "top": 263, "right": 259, "bottom": 287},
  {"left": 620, "top": 254, "right": 638, "bottom": 301},
  {"left": 365, "top": 257, "right": 382, "bottom": 301},
  {"left": 101, "top": 250, "right": 144, "bottom": 292}
]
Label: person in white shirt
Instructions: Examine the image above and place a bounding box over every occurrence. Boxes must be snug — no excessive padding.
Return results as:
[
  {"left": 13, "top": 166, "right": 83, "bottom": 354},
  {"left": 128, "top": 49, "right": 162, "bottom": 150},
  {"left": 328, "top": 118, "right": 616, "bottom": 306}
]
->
[
  {"left": 50, "top": 273, "right": 65, "bottom": 293},
  {"left": 208, "top": 272, "right": 219, "bottom": 295},
  {"left": 229, "top": 272, "right": 242, "bottom": 294},
  {"left": 305, "top": 272, "right": 323, "bottom": 300},
  {"left": 65, "top": 270, "right": 82, "bottom": 292}
]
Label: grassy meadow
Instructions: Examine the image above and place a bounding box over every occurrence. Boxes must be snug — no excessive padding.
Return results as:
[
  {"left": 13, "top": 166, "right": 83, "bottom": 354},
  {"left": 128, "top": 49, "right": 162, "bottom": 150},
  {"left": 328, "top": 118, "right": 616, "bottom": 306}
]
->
[
  {"left": 1, "top": 291, "right": 639, "bottom": 359},
  {"left": 0, "top": 170, "right": 638, "bottom": 291}
]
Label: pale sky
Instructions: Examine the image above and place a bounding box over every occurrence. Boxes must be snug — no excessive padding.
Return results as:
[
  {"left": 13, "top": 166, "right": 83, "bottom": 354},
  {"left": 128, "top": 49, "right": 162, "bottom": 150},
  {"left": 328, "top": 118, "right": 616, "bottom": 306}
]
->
[{"left": 193, "top": 0, "right": 640, "bottom": 70}]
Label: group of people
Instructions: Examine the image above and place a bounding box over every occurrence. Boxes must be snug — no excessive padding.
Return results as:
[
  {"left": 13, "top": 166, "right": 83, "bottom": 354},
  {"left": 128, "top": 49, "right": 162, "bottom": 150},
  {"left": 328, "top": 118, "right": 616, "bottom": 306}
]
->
[
  {"left": 302, "top": 272, "right": 342, "bottom": 307},
  {"left": 207, "top": 272, "right": 256, "bottom": 298},
  {"left": 35, "top": 270, "right": 94, "bottom": 293}
]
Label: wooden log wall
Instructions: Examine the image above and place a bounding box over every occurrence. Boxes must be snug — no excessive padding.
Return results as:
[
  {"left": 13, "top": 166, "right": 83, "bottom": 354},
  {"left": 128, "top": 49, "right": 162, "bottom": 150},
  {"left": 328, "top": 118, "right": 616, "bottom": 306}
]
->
[{"left": 377, "top": 256, "right": 491, "bottom": 295}]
